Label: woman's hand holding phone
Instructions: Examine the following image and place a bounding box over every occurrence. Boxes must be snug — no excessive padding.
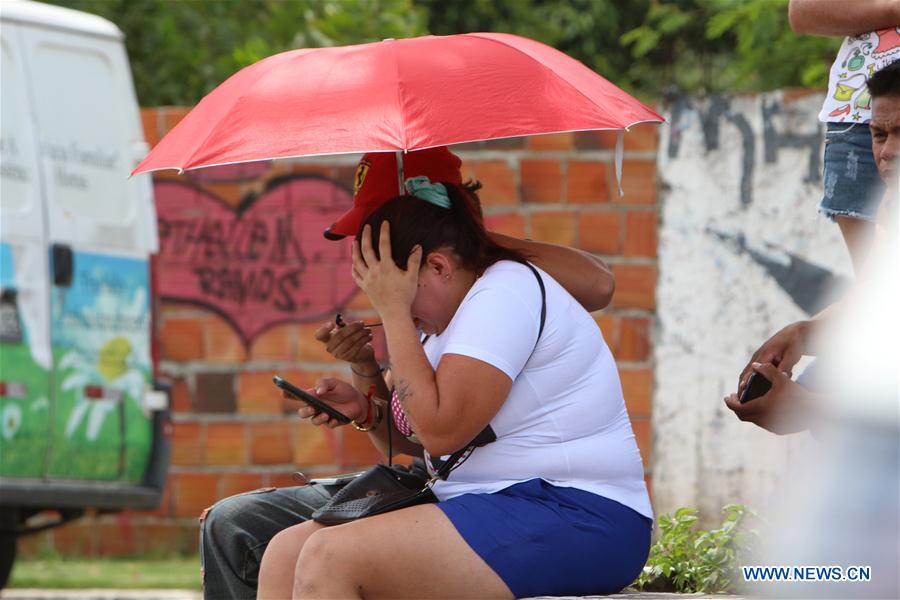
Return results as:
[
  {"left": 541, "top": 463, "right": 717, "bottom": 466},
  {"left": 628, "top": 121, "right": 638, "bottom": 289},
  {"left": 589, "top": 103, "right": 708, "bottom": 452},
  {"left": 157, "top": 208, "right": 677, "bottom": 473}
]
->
[{"left": 281, "top": 377, "right": 368, "bottom": 429}]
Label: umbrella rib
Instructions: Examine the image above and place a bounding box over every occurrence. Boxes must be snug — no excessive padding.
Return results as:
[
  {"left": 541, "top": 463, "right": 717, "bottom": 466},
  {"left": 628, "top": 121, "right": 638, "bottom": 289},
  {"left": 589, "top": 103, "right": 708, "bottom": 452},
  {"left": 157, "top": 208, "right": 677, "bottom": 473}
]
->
[
  {"left": 387, "top": 39, "right": 409, "bottom": 151},
  {"left": 466, "top": 33, "right": 660, "bottom": 129}
]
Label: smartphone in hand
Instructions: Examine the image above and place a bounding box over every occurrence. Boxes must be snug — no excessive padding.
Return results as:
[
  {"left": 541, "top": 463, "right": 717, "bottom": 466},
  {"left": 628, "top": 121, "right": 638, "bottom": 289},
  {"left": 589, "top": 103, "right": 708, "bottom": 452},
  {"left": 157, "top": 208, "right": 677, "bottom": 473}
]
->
[
  {"left": 272, "top": 375, "right": 352, "bottom": 424},
  {"left": 739, "top": 371, "right": 772, "bottom": 404}
]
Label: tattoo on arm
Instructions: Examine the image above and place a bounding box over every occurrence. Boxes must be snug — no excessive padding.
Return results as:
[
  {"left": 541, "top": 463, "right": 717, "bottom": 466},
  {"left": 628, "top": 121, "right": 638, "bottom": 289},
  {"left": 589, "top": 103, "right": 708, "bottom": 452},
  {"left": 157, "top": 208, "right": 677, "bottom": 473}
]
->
[{"left": 395, "top": 380, "right": 412, "bottom": 406}]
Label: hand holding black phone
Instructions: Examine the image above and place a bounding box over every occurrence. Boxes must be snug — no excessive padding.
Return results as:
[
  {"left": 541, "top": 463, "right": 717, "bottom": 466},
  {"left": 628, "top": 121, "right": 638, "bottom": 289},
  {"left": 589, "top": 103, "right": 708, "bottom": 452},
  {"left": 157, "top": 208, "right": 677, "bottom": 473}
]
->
[
  {"left": 273, "top": 375, "right": 352, "bottom": 424},
  {"left": 739, "top": 371, "right": 772, "bottom": 404}
]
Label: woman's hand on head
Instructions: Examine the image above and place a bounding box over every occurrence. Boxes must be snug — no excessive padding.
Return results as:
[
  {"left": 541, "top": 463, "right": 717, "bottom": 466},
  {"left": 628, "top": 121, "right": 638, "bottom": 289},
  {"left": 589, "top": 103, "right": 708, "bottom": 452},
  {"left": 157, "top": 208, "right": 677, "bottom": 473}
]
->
[
  {"left": 352, "top": 222, "right": 422, "bottom": 319},
  {"left": 289, "top": 378, "right": 367, "bottom": 428}
]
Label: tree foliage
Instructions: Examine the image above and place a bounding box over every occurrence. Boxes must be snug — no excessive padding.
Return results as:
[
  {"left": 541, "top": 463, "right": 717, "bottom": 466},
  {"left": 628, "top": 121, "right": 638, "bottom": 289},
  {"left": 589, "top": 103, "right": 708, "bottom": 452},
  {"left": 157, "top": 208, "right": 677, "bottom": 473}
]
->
[{"left": 46, "top": 0, "right": 841, "bottom": 106}]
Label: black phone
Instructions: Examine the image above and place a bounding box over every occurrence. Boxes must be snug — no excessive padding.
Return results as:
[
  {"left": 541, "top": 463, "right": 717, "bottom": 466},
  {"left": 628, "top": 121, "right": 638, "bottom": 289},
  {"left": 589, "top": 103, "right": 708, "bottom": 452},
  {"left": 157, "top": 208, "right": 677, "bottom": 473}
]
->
[
  {"left": 739, "top": 371, "right": 772, "bottom": 404},
  {"left": 272, "top": 375, "right": 352, "bottom": 424}
]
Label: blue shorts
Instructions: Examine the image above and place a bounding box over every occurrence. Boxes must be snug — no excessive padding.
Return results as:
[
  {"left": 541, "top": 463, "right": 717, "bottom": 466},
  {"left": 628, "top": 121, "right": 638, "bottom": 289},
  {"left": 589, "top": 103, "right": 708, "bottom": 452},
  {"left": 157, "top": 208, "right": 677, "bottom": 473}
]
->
[
  {"left": 437, "top": 479, "right": 652, "bottom": 598},
  {"left": 820, "top": 122, "right": 884, "bottom": 222}
]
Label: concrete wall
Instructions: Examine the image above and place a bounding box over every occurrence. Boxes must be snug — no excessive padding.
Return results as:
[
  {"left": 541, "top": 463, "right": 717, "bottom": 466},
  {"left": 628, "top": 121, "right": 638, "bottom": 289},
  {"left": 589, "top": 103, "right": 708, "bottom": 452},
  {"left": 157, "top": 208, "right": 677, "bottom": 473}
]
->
[{"left": 652, "top": 90, "right": 852, "bottom": 523}]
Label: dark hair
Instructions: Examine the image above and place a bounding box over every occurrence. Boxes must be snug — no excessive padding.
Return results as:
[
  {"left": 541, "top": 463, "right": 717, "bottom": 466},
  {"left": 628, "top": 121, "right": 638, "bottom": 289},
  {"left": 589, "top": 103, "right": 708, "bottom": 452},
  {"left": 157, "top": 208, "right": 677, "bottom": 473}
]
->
[
  {"left": 357, "top": 181, "right": 527, "bottom": 272},
  {"left": 867, "top": 60, "right": 900, "bottom": 98}
]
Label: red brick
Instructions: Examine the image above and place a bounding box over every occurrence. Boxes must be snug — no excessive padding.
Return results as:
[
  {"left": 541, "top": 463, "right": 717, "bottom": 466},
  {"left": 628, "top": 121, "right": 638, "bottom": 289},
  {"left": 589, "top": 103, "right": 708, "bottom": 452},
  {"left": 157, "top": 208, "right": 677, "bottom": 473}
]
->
[
  {"left": 170, "top": 421, "right": 204, "bottom": 466},
  {"left": 52, "top": 520, "right": 96, "bottom": 556},
  {"left": 527, "top": 132, "right": 574, "bottom": 151},
  {"left": 221, "top": 473, "right": 266, "bottom": 498},
  {"left": 97, "top": 515, "right": 138, "bottom": 556},
  {"left": 250, "top": 420, "right": 294, "bottom": 465},
  {"left": 471, "top": 160, "right": 517, "bottom": 205},
  {"left": 619, "top": 317, "right": 652, "bottom": 362},
  {"left": 484, "top": 213, "right": 526, "bottom": 238},
  {"left": 297, "top": 322, "right": 338, "bottom": 362},
  {"left": 203, "top": 182, "right": 245, "bottom": 209},
  {"left": 204, "top": 314, "right": 247, "bottom": 363},
  {"left": 268, "top": 472, "right": 307, "bottom": 488},
  {"left": 337, "top": 428, "right": 382, "bottom": 468},
  {"left": 591, "top": 123, "right": 660, "bottom": 152},
  {"left": 623, "top": 211, "right": 658, "bottom": 257},
  {"left": 593, "top": 314, "right": 618, "bottom": 354},
  {"left": 17, "top": 530, "right": 52, "bottom": 558},
  {"left": 138, "top": 522, "right": 199, "bottom": 555},
  {"left": 566, "top": 161, "right": 610, "bottom": 204},
  {"left": 346, "top": 290, "right": 374, "bottom": 312},
  {"left": 172, "top": 472, "right": 220, "bottom": 518},
  {"left": 520, "top": 160, "right": 562, "bottom": 204},
  {"left": 137, "top": 478, "right": 173, "bottom": 518},
  {"left": 620, "top": 367, "right": 653, "bottom": 417},
  {"left": 140, "top": 108, "right": 161, "bottom": 148},
  {"left": 206, "top": 422, "right": 247, "bottom": 465},
  {"left": 631, "top": 418, "right": 652, "bottom": 466},
  {"left": 530, "top": 212, "right": 576, "bottom": 246},
  {"left": 237, "top": 371, "right": 285, "bottom": 415},
  {"left": 293, "top": 420, "right": 338, "bottom": 467},
  {"left": 577, "top": 211, "right": 621, "bottom": 255},
  {"left": 163, "top": 107, "right": 191, "bottom": 134},
  {"left": 159, "top": 317, "right": 204, "bottom": 362},
  {"left": 250, "top": 324, "right": 294, "bottom": 361},
  {"left": 289, "top": 164, "right": 335, "bottom": 179},
  {"left": 612, "top": 264, "right": 656, "bottom": 310},
  {"left": 620, "top": 160, "right": 656, "bottom": 204},
  {"left": 170, "top": 377, "right": 192, "bottom": 414}
]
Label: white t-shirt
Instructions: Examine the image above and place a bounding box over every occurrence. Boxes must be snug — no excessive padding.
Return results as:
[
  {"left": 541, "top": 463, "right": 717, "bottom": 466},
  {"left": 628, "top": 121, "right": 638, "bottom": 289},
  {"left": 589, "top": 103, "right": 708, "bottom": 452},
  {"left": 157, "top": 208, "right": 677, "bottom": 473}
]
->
[
  {"left": 422, "top": 261, "right": 652, "bottom": 519},
  {"left": 819, "top": 28, "right": 900, "bottom": 123}
]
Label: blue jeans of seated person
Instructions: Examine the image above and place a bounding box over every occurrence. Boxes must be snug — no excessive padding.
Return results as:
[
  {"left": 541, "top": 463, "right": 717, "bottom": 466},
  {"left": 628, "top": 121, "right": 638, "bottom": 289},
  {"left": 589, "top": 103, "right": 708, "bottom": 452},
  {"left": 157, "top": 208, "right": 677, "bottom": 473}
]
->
[{"left": 199, "top": 482, "right": 339, "bottom": 600}]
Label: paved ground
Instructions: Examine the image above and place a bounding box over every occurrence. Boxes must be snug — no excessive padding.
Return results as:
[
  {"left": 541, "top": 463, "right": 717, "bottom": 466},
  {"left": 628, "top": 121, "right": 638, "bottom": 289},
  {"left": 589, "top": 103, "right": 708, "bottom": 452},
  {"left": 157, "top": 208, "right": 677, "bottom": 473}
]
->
[{"left": 0, "top": 590, "right": 742, "bottom": 600}]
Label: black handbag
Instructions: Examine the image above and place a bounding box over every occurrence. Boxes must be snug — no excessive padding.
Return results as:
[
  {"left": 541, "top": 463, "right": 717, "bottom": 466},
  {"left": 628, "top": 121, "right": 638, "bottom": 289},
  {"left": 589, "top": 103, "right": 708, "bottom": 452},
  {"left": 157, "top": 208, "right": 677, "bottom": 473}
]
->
[{"left": 312, "top": 263, "right": 547, "bottom": 525}]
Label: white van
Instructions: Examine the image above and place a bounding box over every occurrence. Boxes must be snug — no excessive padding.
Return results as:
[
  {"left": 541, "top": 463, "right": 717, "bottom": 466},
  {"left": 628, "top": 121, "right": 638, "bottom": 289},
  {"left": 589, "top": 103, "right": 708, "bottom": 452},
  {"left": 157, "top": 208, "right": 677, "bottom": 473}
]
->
[{"left": 0, "top": 0, "right": 169, "bottom": 585}]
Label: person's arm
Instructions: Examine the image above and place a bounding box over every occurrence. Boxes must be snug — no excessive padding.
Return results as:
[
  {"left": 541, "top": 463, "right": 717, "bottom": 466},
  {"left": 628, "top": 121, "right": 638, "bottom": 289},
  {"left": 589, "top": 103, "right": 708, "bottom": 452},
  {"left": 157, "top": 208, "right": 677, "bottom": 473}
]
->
[
  {"left": 788, "top": 0, "right": 900, "bottom": 36},
  {"left": 725, "top": 363, "right": 821, "bottom": 435},
  {"left": 489, "top": 232, "right": 615, "bottom": 311},
  {"left": 352, "top": 223, "right": 515, "bottom": 457}
]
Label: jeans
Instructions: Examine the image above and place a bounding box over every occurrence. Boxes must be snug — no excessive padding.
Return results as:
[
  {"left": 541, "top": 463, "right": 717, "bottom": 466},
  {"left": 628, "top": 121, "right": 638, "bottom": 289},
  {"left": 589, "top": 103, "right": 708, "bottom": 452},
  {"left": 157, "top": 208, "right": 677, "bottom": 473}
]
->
[
  {"left": 820, "top": 122, "right": 884, "bottom": 221},
  {"left": 199, "top": 482, "right": 341, "bottom": 600}
]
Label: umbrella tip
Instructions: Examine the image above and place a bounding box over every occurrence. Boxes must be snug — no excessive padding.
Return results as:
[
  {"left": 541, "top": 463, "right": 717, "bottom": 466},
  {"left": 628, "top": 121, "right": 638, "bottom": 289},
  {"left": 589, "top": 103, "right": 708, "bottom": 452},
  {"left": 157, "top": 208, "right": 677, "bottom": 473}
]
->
[{"left": 382, "top": 38, "right": 395, "bottom": 42}]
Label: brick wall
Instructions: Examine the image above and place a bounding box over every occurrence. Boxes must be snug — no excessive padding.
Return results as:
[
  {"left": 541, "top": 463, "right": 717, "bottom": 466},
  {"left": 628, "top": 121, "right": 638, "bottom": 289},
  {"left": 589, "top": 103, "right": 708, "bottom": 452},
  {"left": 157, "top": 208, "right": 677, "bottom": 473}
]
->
[{"left": 21, "top": 107, "right": 660, "bottom": 558}]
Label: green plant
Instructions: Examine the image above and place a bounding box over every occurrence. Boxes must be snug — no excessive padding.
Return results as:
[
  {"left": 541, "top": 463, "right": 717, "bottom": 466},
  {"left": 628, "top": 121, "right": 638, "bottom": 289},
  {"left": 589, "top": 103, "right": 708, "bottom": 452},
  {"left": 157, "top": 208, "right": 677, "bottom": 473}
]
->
[{"left": 634, "top": 503, "right": 757, "bottom": 593}]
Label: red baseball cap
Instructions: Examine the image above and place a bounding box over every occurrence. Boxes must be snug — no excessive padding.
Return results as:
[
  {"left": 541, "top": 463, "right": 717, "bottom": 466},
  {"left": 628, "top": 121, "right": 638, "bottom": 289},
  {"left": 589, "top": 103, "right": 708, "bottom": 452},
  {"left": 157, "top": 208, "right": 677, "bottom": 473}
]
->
[{"left": 324, "top": 147, "right": 463, "bottom": 240}]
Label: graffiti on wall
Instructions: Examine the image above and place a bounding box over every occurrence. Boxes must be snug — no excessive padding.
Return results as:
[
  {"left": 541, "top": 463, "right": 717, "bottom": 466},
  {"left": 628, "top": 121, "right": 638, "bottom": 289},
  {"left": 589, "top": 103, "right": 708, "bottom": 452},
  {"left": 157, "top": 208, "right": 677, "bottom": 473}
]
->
[
  {"left": 154, "top": 173, "right": 358, "bottom": 344},
  {"left": 653, "top": 91, "right": 853, "bottom": 522}
]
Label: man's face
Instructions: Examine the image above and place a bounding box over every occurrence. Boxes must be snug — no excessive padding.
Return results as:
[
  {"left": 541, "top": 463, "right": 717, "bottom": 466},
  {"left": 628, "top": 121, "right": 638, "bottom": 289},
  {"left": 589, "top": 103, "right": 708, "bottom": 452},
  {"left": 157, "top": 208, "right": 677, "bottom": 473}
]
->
[{"left": 870, "top": 94, "right": 900, "bottom": 183}]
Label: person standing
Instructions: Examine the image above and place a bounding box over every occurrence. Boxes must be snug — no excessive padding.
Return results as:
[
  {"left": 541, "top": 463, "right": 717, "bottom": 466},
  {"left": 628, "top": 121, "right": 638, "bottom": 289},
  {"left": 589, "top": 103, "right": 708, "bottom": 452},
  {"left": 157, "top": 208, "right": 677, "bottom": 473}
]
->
[{"left": 789, "top": 0, "right": 899, "bottom": 273}]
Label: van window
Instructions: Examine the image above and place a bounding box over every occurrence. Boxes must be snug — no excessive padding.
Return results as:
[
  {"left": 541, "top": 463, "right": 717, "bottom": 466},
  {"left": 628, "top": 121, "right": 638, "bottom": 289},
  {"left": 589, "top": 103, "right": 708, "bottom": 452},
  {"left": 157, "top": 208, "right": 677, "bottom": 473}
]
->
[
  {"left": 0, "top": 34, "right": 40, "bottom": 217},
  {"left": 30, "top": 41, "right": 131, "bottom": 224}
]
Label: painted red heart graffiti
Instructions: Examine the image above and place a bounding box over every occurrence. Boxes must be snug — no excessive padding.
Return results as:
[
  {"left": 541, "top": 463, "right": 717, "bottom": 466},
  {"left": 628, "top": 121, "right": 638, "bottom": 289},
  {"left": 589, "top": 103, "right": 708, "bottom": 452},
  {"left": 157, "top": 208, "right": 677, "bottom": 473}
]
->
[{"left": 154, "top": 176, "right": 358, "bottom": 343}]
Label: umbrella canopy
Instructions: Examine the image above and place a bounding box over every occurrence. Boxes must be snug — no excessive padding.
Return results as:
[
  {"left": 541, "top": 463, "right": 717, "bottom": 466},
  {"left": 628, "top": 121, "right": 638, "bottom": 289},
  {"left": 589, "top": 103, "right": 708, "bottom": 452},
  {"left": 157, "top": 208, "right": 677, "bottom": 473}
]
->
[{"left": 133, "top": 32, "right": 662, "bottom": 176}]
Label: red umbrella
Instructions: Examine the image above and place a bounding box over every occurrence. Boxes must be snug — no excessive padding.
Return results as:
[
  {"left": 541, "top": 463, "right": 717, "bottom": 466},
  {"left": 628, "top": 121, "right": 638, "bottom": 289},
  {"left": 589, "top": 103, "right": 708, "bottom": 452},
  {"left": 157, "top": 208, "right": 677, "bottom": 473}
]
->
[{"left": 133, "top": 32, "right": 663, "bottom": 184}]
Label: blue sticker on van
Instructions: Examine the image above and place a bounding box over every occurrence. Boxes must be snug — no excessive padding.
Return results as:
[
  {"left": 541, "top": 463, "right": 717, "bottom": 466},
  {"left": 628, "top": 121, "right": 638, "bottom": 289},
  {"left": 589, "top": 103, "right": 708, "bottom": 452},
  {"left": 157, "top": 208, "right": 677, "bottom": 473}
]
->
[{"left": 0, "top": 243, "right": 14, "bottom": 288}]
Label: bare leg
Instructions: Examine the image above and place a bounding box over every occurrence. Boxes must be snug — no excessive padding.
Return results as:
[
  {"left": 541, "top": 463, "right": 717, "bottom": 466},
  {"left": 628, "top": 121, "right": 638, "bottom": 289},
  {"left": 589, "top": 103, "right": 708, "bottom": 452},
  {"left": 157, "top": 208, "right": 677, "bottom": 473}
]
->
[
  {"left": 835, "top": 215, "right": 876, "bottom": 276},
  {"left": 293, "top": 504, "right": 513, "bottom": 599},
  {"left": 258, "top": 520, "right": 326, "bottom": 600}
]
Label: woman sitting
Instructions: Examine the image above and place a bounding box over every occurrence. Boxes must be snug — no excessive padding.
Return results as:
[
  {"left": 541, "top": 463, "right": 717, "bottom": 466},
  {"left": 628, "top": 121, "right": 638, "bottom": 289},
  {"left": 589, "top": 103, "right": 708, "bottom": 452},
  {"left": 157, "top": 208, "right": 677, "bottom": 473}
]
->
[{"left": 257, "top": 175, "right": 653, "bottom": 599}]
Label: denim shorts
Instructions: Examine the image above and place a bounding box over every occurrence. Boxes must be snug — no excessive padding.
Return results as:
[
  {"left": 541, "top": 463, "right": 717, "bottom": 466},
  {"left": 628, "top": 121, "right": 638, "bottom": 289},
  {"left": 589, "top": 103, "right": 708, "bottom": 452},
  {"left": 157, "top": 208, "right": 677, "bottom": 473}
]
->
[{"left": 820, "top": 122, "right": 885, "bottom": 222}]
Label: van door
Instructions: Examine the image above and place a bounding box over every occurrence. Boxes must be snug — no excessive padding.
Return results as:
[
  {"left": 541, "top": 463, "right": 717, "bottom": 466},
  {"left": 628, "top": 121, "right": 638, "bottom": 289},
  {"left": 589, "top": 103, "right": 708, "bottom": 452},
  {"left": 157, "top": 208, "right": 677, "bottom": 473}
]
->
[
  {"left": 0, "top": 22, "right": 52, "bottom": 479},
  {"left": 17, "top": 22, "right": 158, "bottom": 482}
]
